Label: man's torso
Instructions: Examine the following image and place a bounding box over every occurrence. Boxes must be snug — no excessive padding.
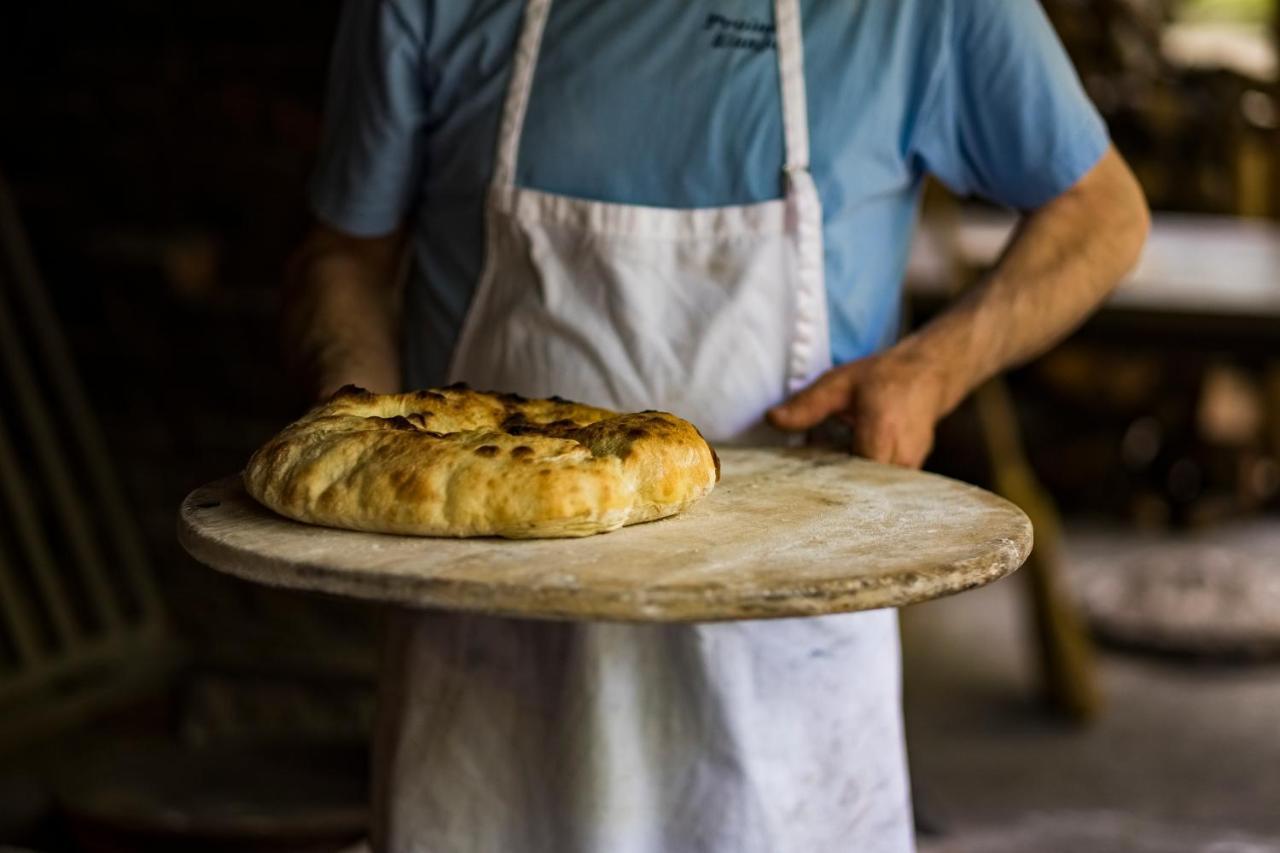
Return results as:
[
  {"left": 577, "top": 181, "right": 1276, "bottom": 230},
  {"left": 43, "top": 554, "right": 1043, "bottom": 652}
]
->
[{"left": 388, "top": 0, "right": 943, "bottom": 387}]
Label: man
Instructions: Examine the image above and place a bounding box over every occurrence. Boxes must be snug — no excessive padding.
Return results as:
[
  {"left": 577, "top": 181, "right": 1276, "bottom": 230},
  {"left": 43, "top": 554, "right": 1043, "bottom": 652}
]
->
[{"left": 285, "top": 1, "right": 1148, "bottom": 850}]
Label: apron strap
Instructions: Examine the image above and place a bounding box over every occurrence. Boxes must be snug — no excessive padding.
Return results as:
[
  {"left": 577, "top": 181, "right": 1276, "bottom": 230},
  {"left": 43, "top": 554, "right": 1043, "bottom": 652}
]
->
[
  {"left": 774, "top": 0, "right": 825, "bottom": 395},
  {"left": 774, "top": 0, "right": 811, "bottom": 176},
  {"left": 493, "top": 0, "right": 552, "bottom": 190}
]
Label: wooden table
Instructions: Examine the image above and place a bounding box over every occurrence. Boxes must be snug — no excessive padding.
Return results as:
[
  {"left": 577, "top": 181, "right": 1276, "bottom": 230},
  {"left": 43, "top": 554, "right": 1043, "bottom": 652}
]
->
[
  {"left": 178, "top": 448, "right": 1032, "bottom": 623},
  {"left": 907, "top": 210, "right": 1280, "bottom": 348}
]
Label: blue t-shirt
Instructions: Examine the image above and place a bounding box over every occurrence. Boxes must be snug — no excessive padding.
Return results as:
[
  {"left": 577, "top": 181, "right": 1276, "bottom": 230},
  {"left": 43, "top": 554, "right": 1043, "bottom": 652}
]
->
[{"left": 310, "top": 0, "right": 1108, "bottom": 388}]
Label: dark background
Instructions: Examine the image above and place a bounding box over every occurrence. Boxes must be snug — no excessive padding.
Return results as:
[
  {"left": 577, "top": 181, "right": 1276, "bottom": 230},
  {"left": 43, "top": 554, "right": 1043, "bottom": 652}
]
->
[{"left": 2, "top": 0, "right": 356, "bottom": 684}]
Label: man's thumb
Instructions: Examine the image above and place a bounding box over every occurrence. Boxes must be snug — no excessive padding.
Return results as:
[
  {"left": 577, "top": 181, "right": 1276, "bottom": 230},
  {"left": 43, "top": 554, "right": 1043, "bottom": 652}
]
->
[{"left": 767, "top": 368, "right": 853, "bottom": 432}]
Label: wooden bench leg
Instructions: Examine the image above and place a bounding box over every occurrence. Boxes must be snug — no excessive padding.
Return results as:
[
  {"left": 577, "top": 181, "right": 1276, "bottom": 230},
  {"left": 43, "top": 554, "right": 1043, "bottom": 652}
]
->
[
  {"left": 974, "top": 380, "right": 1102, "bottom": 722},
  {"left": 1266, "top": 363, "right": 1280, "bottom": 463}
]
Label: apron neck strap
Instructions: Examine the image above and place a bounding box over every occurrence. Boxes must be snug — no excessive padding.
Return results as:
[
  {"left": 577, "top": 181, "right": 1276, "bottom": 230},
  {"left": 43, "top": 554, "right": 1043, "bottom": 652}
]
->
[
  {"left": 774, "top": 0, "right": 811, "bottom": 175},
  {"left": 493, "top": 0, "right": 812, "bottom": 190},
  {"left": 493, "top": 0, "right": 552, "bottom": 189}
]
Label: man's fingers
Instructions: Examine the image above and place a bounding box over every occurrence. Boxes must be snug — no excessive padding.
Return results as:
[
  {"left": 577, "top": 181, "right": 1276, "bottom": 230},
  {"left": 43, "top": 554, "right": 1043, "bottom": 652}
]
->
[
  {"left": 885, "top": 428, "right": 932, "bottom": 469},
  {"left": 895, "top": 436, "right": 930, "bottom": 469},
  {"left": 893, "top": 442, "right": 924, "bottom": 470},
  {"left": 767, "top": 367, "right": 856, "bottom": 432},
  {"left": 851, "top": 415, "right": 894, "bottom": 464}
]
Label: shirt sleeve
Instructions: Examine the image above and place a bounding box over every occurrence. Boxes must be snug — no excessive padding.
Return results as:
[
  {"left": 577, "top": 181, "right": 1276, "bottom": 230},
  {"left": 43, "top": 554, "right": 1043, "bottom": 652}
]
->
[
  {"left": 308, "top": 0, "right": 429, "bottom": 237},
  {"left": 912, "top": 0, "right": 1109, "bottom": 210}
]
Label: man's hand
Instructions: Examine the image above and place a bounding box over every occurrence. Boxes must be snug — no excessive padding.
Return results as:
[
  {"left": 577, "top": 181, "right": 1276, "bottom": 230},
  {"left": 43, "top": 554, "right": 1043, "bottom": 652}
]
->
[
  {"left": 770, "top": 145, "right": 1149, "bottom": 467},
  {"left": 768, "top": 345, "right": 949, "bottom": 468}
]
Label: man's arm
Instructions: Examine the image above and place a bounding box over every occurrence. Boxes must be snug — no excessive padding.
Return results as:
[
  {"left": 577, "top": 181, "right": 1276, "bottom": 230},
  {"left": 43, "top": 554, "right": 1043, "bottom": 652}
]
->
[
  {"left": 281, "top": 223, "right": 406, "bottom": 400},
  {"left": 768, "top": 145, "right": 1150, "bottom": 467}
]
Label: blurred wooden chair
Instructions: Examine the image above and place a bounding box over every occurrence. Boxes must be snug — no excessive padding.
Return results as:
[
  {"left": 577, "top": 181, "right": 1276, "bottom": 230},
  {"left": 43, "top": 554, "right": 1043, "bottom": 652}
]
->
[
  {"left": 0, "top": 171, "right": 175, "bottom": 750},
  {"left": 972, "top": 382, "right": 1102, "bottom": 720},
  {"left": 0, "top": 176, "right": 372, "bottom": 851}
]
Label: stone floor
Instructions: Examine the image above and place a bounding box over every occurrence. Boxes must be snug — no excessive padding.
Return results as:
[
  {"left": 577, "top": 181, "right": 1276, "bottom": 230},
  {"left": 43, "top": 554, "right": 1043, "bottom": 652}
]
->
[{"left": 902, "top": 535, "right": 1280, "bottom": 853}]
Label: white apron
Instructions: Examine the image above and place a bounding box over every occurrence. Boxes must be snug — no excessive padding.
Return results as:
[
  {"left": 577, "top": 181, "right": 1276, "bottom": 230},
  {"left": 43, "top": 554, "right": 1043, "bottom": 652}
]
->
[{"left": 375, "top": 1, "right": 914, "bottom": 850}]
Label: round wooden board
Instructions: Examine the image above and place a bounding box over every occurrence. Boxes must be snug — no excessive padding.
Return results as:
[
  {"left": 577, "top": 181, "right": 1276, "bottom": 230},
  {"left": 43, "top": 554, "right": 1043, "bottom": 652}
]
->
[{"left": 178, "top": 447, "right": 1032, "bottom": 622}]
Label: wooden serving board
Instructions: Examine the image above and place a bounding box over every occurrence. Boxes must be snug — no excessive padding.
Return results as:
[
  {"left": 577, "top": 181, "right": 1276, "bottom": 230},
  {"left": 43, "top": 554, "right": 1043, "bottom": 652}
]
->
[{"left": 178, "top": 447, "right": 1032, "bottom": 622}]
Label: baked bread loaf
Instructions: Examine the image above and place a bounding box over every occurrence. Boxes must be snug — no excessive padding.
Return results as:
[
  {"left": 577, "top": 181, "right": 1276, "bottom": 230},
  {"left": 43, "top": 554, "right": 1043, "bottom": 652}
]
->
[{"left": 244, "top": 385, "right": 719, "bottom": 538}]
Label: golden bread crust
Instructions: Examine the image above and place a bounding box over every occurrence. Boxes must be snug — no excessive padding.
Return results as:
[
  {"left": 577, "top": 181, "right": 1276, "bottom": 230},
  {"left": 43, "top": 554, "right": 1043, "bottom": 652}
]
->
[{"left": 243, "top": 385, "right": 719, "bottom": 538}]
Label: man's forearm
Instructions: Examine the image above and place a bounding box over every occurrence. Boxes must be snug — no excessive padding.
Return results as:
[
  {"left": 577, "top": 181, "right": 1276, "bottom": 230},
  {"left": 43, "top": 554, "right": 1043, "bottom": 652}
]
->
[
  {"left": 901, "top": 146, "right": 1149, "bottom": 416},
  {"left": 282, "top": 226, "right": 405, "bottom": 400}
]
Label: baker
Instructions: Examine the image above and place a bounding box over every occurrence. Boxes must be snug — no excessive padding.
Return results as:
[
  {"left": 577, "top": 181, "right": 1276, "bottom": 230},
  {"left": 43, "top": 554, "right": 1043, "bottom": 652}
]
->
[{"left": 285, "top": 1, "right": 1148, "bottom": 850}]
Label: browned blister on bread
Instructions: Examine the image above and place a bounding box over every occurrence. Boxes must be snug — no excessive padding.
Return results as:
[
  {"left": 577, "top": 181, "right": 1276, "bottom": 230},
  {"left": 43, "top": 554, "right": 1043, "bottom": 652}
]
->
[{"left": 243, "top": 385, "right": 719, "bottom": 538}]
